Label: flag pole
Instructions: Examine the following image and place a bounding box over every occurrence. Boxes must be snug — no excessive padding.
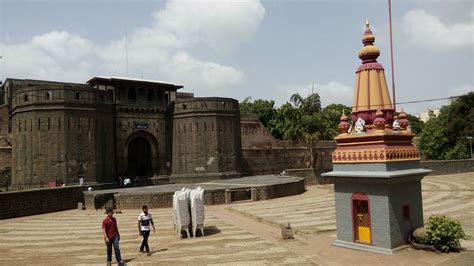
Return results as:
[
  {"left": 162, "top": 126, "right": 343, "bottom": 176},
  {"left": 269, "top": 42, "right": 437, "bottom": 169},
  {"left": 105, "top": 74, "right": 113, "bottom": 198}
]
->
[{"left": 388, "top": 0, "right": 396, "bottom": 111}]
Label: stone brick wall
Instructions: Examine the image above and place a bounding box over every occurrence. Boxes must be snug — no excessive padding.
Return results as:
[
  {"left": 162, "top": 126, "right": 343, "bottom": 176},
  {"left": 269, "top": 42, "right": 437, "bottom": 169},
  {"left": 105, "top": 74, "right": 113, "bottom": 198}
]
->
[
  {"left": 171, "top": 97, "right": 242, "bottom": 179},
  {"left": 11, "top": 84, "right": 115, "bottom": 186},
  {"left": 242, "top": 142, "right": 335, "bottom": 176},
  {"left": 286, "top": 159, "right": 474, "bottom": 184},
  {"left": 0, "top": 183, "right": 117, "bottom": 219},
  {"left": 255, "top": 179, "right": 306, "bottom": 200},
  {"left": 420, "top": 159, "right": 474, "bottom": 175},
  {"left": 111, "top": 190, "right": 226, "bottom": 209}
]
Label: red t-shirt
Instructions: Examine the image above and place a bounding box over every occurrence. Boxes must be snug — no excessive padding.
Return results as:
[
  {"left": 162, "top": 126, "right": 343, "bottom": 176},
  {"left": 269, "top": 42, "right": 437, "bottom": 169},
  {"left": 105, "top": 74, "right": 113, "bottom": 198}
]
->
[{"left": 102, "top": 216, "right": 119, "bottom": 240}]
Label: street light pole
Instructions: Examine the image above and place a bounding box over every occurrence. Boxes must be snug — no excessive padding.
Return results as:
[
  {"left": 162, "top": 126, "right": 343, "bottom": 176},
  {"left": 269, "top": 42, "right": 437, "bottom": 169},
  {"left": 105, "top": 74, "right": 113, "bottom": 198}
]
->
[{"left": 467, "top": 136, "right": 473, "bottom": 159}]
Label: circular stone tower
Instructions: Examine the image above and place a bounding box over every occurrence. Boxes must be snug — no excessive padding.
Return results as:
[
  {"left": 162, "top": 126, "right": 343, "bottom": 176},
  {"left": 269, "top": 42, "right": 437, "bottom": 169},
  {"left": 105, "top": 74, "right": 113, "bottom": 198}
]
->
[{"left": 171, "top": 97, "right": 242, "bottom": 183}]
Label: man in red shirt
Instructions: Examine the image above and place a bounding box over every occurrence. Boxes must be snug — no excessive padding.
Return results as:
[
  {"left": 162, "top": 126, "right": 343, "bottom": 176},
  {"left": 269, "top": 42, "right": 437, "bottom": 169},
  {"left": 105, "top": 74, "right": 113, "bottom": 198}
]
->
[{"left": 102, "top": 208, "right": 124, "bottom": 265}]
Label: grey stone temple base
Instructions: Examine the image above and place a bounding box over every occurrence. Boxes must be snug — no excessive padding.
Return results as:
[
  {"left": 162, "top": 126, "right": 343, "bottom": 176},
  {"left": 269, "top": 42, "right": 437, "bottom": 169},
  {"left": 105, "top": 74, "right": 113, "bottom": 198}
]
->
[
  {"left": 333, "top": 239, "right": 409, "bottom": 255},
  {"left": 322, "top": 163, "right": 431, "bottom": 255}
]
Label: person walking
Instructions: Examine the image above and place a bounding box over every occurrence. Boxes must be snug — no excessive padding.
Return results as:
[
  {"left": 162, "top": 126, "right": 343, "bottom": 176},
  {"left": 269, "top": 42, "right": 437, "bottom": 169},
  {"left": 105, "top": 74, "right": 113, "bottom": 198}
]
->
[
  {"left": 138, "top": 205, "right": 155, "bottom": 256},
  {"left": 102, "top": 208, "right": 124, "bottom": 265}
]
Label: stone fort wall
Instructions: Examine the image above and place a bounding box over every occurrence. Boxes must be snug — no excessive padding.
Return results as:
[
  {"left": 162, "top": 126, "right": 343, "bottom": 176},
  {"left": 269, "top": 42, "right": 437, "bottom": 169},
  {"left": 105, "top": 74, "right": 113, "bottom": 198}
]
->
[
  {"left": 11, "top": 83, "right": 115, "bottom": 186},
  {"left": 171, "top": 97, "right": 242, "bottom": 182},
  {"left": 240, "top": 113, "right": 335, "bottom": 176}
]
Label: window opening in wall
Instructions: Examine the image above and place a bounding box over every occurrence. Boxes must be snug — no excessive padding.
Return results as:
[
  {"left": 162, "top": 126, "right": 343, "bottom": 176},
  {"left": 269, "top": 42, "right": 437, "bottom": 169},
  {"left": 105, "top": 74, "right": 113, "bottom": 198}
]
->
[
  {"left": 48, "top": 118, "right": 51, "bottom": 130},
  {"left": 24, "top": 94, "right": 29, "bottom": 102},
  {"left": 204, "top": 122, "right": 207, "bottom": 132},
  {"left": 196, "top": 122, "right": 199, "bottom": 132},
  {"left": 75, "top": 92, "right": 81, "bottom": 100},
  {"left": 222, "top": 101, "right": 226, "bottom": 108},
  {"left": 46, "top": 91, "right": 52, "bottom": 100},
  {"left": 58, "top": 118, "right": 61, "bottom": 131},
  {"left": 403, "top": 205, "right": 411, "bottom": 221},
  {"left": 128, "top": 88, "right": 136, "bottom": 100},
  {"left": 178, "top": 124, "right": 180, "bottom": 134},
  {"left": 147, "top": 90, "right": 156, "bottom": 101},
  {"left": 38, "top": 118, "right": 41, "bottom": 131},
  {"left": 201, "top": 101, "right": 207, "bottom": 108},
  {"left": 30, "top": 119, "right": 32, "bottom": 132},
  {"left": 18, "top": 120, "right": 21, "bottom": 132},
  {"left": 182, "top": 103, "right": 187, "bottom": 109}
]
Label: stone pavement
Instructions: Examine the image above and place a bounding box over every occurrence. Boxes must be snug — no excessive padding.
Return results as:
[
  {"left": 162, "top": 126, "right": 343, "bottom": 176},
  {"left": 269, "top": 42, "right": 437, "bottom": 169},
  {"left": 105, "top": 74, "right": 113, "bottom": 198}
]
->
[
  {"left": 229, "top": 173, "right": 474, "bottom": 235},
  {"left": 0, "top": 172, "right": 472, "bottom": 265}
]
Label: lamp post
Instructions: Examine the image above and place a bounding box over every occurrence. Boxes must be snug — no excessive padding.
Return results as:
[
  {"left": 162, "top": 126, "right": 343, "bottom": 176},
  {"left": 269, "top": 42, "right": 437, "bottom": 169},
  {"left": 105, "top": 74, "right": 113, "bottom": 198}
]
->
[{"left": 467, "top": 136, "right": 473, "bottom": 158}]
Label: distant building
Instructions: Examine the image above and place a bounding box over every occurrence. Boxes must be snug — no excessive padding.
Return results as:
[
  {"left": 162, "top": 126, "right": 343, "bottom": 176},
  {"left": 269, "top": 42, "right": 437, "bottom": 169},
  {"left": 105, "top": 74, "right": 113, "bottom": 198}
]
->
[{"left": 417, "top": 108, "right": 440, "bottom": 123}]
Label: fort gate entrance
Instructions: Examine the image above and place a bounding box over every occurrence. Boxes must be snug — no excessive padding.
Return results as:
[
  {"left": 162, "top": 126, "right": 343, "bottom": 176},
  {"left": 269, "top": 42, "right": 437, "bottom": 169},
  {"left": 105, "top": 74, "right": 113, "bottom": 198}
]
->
[{"left": 125, "top": 131, "right": 158, "bottom": 177}]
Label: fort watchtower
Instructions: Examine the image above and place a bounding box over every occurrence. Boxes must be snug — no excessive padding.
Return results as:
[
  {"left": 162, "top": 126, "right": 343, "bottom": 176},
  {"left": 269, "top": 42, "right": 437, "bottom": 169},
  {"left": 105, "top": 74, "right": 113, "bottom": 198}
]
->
[{"left": 171, "top": 97, "right": 242, "bottom": 183}]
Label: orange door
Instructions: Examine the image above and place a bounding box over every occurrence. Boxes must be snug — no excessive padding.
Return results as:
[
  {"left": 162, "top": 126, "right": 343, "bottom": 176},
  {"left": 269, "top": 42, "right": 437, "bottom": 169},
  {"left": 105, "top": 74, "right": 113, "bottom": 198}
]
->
[{"left": 354, "top": 200, "right": 371, "bottom": 244}]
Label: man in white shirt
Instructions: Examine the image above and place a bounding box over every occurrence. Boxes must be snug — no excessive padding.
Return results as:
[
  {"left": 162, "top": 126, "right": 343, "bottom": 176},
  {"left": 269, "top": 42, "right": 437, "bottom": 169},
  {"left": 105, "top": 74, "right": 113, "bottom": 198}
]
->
[{"left": 138, "top": 205, "right": 155, "bottom": 256}]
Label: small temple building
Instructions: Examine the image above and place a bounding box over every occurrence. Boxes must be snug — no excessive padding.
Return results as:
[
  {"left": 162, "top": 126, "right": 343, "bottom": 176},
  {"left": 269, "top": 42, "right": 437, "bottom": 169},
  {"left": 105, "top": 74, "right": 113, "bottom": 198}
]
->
[{"left": 322, "top": 21, "right": 431, "bottom": 254}]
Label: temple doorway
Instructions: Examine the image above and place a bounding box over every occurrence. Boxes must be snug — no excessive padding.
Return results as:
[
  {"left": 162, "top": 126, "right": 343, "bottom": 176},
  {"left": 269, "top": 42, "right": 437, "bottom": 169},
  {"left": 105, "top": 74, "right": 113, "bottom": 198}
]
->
[
  {"left": 352, "top": 193, "right": 371, "bottom": 244},
  {"left": 127, "top": 137, "right": 152, "bottom": 177}
]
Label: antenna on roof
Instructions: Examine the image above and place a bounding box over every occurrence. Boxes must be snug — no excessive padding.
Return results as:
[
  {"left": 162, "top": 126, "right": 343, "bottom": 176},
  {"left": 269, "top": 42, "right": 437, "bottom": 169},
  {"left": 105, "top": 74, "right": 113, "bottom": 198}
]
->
[{"left": 125, "top": 17, "right": 129, "bottom": 77}]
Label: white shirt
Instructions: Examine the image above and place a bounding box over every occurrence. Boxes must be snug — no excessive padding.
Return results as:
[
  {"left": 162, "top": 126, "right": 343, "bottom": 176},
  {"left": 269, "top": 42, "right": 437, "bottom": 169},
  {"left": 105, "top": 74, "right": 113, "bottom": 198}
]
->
[{"left": 138, "top": 212, "right": 152, "bottom": 231}]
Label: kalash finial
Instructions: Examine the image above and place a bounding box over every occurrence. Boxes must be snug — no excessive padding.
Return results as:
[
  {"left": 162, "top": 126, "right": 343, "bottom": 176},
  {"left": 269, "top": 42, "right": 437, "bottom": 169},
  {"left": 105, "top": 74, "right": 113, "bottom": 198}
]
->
[
  {"left": 398, "top": 108, "right": 410, "bottom": 132},
  {"left": 359, "top": 20, "right": 380, "bottom": 63},
  {"left": 338, "top": 110, "right": 350, "bottom": 134}
]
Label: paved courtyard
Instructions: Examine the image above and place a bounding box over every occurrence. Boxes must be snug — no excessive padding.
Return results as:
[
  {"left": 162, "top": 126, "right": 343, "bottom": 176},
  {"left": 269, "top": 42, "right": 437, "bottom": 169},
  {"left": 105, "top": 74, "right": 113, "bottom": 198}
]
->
[{"left": 0, "top": 173, "right": 472, "bottom": 265}]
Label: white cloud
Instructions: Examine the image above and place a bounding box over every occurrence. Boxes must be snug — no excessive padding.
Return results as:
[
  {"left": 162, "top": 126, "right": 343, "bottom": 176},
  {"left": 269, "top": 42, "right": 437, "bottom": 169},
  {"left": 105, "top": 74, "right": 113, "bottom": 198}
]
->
[
  {"left": 401, "top": 9, "right": 474, "bottom": 50},
  {"left": 0, "top": 0, "right": 265, "bottom": 93},
  {"left": 277, "top": 81, "right": 353, "bottom": 107},
  {"left": 154, "top": 0, "right": 265, "bottom": 53}
]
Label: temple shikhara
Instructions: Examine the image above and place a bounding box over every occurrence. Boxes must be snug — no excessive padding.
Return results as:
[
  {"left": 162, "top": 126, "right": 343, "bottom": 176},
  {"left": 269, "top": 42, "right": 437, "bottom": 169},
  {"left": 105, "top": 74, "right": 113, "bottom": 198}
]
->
[{"left": 322, "top": 21, "right": 431, "bottom": 254}]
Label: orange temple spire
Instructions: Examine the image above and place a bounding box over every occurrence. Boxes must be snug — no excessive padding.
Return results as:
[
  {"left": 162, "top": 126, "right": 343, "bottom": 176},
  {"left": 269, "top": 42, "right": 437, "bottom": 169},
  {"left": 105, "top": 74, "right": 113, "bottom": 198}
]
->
[{"left": 351, "top": 21, "right": 394, "bottom": 125}]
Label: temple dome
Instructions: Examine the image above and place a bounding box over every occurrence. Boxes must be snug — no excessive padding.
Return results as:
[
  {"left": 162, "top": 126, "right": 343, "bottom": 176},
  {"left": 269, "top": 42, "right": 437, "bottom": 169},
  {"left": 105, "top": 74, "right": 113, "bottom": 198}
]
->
[{"left": 351, "top": 21, "right": 394, "bottom": 125}]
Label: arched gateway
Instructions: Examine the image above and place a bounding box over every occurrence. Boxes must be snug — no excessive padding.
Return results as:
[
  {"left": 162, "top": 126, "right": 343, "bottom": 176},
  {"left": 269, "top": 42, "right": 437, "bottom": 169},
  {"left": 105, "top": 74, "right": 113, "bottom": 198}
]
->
[{"left": 126, "top": 131, "right": 158, "bottom": 177}]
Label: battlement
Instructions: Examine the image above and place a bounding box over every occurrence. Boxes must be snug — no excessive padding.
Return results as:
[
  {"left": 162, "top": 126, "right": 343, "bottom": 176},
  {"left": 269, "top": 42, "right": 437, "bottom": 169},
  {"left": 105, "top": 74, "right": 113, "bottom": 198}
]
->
[
  {"left": 11, "top": 84, "right": 113, "bottom": 111},
  {"left": 174, "top": 97, "right": 239, "bottom": 113}
]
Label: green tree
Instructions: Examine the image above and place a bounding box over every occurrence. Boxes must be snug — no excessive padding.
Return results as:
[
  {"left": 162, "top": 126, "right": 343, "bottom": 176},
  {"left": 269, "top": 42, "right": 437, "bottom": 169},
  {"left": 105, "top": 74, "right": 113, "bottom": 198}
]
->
[
  {"left": 406, "top": 113, "right": 424, "bottom": 135},
  {"left": 239, "top": 97, "right": 280, "bottom": 137},
  {"left": 418, "top": 92, "right": 474, "bottom": 160}
]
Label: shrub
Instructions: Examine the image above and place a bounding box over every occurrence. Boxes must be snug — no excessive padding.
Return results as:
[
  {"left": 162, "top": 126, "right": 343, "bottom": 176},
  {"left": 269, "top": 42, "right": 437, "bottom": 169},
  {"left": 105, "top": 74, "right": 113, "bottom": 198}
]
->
[{"left": 425, "top": 215, "right": 469, "bottom": 252}]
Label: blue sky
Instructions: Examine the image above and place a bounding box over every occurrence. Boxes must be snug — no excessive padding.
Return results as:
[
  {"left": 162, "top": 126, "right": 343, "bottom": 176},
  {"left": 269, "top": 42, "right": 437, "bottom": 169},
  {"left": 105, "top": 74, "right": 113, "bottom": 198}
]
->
[{"left": 0, "top": 0, "right": 473, "bottom": 115}]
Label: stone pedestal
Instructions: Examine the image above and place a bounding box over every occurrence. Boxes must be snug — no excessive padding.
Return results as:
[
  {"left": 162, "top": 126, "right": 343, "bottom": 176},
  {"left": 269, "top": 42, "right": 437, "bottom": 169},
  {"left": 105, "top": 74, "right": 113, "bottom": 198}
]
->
[{"left": 323, "top": 162, "right": 431, "bottom": 254}]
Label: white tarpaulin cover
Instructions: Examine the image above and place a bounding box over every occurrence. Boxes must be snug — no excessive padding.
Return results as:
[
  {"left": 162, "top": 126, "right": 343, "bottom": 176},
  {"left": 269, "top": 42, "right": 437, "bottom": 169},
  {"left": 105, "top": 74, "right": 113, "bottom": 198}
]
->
[
  {"left": 190, "top": 186, "right": 205, "bottom": 225},
  {"left": 172, "top": 188, "right": 191, "bottom": 236}
]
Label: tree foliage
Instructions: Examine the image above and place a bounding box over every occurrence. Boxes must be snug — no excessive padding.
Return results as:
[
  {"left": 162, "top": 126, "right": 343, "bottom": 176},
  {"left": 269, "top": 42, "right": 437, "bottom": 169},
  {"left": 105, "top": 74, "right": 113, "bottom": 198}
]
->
[
  {"left": 418, "top": 92, "right": 473, "bottom": 160},
  {"left": 426, "top": 215, "right": 469, "bottom": 252},
  {"left": 240, "top": 93, "right": 348, "bottom": 143}
]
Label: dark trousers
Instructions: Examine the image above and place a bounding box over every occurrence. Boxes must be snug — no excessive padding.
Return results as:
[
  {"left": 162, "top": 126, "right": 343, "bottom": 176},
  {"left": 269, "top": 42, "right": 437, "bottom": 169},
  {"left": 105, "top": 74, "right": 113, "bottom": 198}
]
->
[
  {"left": 106, "top": 236, "right": 122, "bottom": 262},
  {"left": 140, "top": 230, "right": 150, "bottom": 252}
]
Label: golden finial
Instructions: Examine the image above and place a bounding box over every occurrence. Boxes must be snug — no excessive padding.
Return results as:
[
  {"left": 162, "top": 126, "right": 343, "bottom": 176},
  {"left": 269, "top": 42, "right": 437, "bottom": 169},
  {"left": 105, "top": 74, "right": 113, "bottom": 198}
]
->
[{"left": 365, "top": 19, "right": 370, "bottom": 28}]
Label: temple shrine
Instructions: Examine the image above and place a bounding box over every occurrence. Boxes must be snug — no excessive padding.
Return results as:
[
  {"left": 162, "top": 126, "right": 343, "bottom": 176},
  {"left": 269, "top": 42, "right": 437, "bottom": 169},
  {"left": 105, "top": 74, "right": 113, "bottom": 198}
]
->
[{"left": 322, "top": 21, "right": 431, "bottom": 254}]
